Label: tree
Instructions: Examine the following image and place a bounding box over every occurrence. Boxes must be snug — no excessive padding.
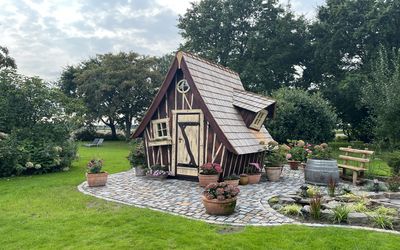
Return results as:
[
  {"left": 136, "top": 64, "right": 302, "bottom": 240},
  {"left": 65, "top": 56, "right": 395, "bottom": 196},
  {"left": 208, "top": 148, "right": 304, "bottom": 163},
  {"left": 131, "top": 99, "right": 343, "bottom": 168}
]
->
[
  {"left": 178, "top": 0, "right": 310, "bottom": 92},
  {"left": 61, "top": 52, "right": 163, "bottom": 139},
  {"left": 362, "top": 47, "right": 400, "bottom": 148},
  {"left": 266, "top": 88, "right": 338, "bottom": 143},
  {"left": 0, "top": 46, "right": 16, "bottom": 69},
  {"left": 308, "top": 0, "right": 400, "bottom": 141}
]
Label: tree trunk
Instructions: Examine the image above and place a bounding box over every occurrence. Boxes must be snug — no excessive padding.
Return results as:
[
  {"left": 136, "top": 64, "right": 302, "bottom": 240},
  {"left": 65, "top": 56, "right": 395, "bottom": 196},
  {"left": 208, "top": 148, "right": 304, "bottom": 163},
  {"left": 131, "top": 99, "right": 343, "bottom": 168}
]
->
[
  {"left": 124, "top": 120, "right": 132, "bottom": 141},
  {"left": 110, "top": 123, "right": 117, "bottom": 140},
  {"left": 101, "top": 117, "right": 118, "bottom": 140}
]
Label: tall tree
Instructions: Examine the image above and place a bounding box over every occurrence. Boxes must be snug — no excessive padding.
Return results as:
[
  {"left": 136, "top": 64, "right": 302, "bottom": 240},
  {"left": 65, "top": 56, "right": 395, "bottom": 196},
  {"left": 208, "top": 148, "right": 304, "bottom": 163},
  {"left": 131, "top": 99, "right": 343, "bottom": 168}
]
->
[
  {"left": 178, "top": 0, "right": 310, "bottom": 92},
  {"left": 362, "top": 47, "right": 400, "bottom": 148},
  {"left": 0, "top": 46, "right": 16, "bottom": 69},
  {"left": 60, "top": 52, "right": 162, "bottom": 139},
  {"left": 308, "top": 0, "right": 400, "bottom": 141}
]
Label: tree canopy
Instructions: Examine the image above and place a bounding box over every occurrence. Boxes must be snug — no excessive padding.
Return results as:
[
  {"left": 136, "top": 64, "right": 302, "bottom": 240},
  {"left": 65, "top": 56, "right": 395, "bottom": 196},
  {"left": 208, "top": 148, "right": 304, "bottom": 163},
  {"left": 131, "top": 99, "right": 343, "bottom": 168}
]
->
[
  {"left": 178, "top": 0, "right": 310, "bottom": 92},
  {"left": 59, "top": 52, "right": 163, "bottom": 139}
]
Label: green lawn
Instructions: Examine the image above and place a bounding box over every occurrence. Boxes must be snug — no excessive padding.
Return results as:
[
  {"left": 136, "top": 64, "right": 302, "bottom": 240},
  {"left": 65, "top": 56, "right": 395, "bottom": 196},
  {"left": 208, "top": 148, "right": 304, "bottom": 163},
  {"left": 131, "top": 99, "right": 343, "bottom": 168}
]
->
[{"left": 0, "top": 141, "right": 399, "bottom": 249}]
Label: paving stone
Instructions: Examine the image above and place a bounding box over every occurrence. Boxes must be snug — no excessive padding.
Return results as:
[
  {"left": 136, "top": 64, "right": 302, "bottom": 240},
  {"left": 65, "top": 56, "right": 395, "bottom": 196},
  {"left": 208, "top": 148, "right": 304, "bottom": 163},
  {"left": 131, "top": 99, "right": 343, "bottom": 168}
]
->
[{"left": 78, "top": 166, "right": 358, "bottom": 226}]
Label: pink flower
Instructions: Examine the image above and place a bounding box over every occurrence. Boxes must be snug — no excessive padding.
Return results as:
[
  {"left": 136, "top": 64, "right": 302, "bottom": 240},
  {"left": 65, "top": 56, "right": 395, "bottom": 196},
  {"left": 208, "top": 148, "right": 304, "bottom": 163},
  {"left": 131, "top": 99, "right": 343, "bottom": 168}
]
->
[{"left": 286, "top": 153, "right": 292, "bottom": 160}]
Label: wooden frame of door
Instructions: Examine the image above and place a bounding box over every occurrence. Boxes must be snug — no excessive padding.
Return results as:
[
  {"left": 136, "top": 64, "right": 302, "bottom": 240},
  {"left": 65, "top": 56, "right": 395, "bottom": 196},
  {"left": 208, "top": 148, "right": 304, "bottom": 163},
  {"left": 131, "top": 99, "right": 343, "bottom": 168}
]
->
[{"left": 171, "top": 109, "right": 204, "bottom": 176}]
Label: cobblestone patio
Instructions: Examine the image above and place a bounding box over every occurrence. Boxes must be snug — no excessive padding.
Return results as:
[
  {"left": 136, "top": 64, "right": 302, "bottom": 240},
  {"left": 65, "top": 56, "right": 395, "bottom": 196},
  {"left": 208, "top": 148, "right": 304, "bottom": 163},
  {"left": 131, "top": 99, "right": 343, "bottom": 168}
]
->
[{"left": 78, "top": 167, "right": 306, "bottom": 226}]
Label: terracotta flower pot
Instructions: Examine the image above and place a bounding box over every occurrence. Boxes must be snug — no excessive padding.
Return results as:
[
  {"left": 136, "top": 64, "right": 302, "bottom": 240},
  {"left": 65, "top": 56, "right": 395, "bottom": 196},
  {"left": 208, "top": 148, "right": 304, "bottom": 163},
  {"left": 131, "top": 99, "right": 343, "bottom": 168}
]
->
[
  {"left": 202, "top": 196, "right": 237, "bottom": 215},
  {"left": 265, "top": 166, "right": 282, "bottom": 182},
  {"left": 224, "top": 179, "right": 239, "bottom": 187},
  {"left": 247, "top": 173, "right": 261, "bottom": 184},
  {"left": 288, "top": 160, "right": 300, "bottom": 170},
  {"left": 86, "top": 172, "right": 108, "bottom": 187},
  {"left": 239, "top": 175, "right": 249, "bottom": 185},
  {"left": 198, "top": 174, "right": 219, "bottom": 187}
]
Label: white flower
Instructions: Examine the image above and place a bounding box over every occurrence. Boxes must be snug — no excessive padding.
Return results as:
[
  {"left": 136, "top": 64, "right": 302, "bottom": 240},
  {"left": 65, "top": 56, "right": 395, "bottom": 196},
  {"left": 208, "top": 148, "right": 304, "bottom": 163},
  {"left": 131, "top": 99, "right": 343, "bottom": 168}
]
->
[
  {"left": 34, "top": 164, "right": 41, "bottom": 169},
  {"left": 25, "top": 162, "right": 34, "bottom": 168}
]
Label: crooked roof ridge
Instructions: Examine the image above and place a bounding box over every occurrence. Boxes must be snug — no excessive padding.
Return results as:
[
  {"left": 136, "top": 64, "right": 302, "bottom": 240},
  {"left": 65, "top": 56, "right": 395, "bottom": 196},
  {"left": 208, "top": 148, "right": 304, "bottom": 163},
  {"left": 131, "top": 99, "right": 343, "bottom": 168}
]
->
[
  {"left": 181, "top": 51, "right": 240, "bottom": 77},
  {"left": 233, "top": 88, "right": 275, "bottom": 101}
]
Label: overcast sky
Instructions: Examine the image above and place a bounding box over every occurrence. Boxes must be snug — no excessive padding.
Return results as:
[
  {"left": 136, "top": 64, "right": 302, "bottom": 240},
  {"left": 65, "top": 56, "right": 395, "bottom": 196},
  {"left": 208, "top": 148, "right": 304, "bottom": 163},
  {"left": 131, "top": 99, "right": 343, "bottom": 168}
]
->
[{"left": 0, "top": 0, "right": 324, "bottom": 81}]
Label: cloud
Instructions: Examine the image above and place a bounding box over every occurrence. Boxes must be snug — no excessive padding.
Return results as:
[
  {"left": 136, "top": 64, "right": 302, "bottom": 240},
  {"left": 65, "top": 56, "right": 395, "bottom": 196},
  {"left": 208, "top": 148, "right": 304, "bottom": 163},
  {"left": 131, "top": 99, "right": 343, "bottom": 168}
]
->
[{"left": 0, "top": 0, "right": 323, "bottom": 81}]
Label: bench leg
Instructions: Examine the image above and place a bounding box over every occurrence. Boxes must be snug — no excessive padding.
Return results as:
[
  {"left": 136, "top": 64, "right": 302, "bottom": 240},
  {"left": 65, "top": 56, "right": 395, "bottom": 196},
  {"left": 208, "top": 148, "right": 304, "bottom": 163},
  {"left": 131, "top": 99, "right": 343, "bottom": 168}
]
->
[{"left": 352, "top": 171, "right": 358, "bottom": 185}]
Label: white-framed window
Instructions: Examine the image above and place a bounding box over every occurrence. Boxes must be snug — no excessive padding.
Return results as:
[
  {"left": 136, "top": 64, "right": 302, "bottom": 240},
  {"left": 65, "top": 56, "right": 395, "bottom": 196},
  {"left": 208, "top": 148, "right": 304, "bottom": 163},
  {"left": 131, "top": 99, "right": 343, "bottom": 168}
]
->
[
  {"left": 249, "top": 109, "right": 268, "bottom": 130},
  {"left": 152, "top": 118, "right": 170, "bottom": 139}
]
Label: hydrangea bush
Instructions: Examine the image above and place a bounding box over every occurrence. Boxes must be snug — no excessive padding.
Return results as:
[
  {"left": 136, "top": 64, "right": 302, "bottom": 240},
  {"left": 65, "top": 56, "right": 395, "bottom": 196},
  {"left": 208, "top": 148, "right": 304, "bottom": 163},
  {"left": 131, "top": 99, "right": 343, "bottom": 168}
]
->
[
  {"left": 200, "top": 162, "right": 222, "bottom": 175},
  {"left": 203, "top": 182, "right": 240, "bottom": 201}
]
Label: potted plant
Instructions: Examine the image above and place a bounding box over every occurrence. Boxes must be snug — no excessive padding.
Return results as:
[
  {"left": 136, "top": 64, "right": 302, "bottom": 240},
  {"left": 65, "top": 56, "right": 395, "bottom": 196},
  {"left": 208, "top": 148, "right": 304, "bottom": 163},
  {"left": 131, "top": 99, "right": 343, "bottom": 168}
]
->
[
  {"left": 128, "top": 140, "right": 148, "bottom": 176},
  {"left": 198, "top": 162, "right": 222, "bottom": 187},
  {"left": 86, "top": 159, "right": 108, "bottom": 187},
  {"left": 224, "top": 174, "right": 240, "bottom": 186},
  {"left": 239, "top": 174, "right": 249, "bottom": 185},
  {"left": 245, "top": 163, "right": 262, "bottom": 184},
  {"left": 202, "top": 182, "right": 240, "bottom": 215},
  {"left": 305, "top": 143, "right": 339, "bottom": 185},
  {"left": 287, "top": 140, "right": 308, "bottom": 170},
  {"left": 263, "top": 141, "right": 287, "bottom": 182},
  {"left": 146, "top": 164, "right": 169, "bottom": 180}
]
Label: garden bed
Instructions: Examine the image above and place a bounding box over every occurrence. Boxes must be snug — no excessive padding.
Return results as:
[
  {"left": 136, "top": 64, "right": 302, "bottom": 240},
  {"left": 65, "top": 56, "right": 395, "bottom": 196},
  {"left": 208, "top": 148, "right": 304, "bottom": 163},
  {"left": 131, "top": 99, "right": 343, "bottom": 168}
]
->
[{"left": 269, "top": 185, "right": 400, "bottom": 231}]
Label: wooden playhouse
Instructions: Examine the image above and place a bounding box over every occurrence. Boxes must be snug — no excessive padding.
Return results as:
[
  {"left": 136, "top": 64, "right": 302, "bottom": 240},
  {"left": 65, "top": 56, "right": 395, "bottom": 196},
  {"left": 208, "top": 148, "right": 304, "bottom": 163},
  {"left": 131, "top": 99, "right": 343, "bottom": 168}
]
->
[{"left": 132, "top": 51, "right": 276, "bottom": 178}]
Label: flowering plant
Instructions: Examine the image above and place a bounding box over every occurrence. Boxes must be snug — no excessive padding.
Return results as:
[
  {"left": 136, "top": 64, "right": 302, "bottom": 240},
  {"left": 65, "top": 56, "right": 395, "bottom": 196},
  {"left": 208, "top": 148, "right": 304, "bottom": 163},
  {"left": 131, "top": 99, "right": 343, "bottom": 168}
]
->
[
  {"left": 244, "top": 162, "right": 262, "bottom": 174},
  {"left": 263, "top": 141, "right": 288, "bottom": 167},
  {"left": 200, "top": 162, "right": 222, "bottom": 175},
  {"left": 308, "top": 143, "right": 333, "bottom": 160},
  {"left": 87, "top": 159, "right": 103, "bottom": 173},
  {"left": 147, "top": 164, "right": 169, "bottom": 176},
  {"left": 287, "top": 140, "right": 309, "bottom": 162},
  {"left": 203, "top": 182, "right": 240, "bottom": 201}
]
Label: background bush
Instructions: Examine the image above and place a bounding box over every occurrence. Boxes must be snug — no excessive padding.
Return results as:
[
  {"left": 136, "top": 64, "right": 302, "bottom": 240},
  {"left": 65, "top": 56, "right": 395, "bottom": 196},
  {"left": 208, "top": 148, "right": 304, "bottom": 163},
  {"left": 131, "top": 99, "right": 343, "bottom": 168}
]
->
[
  {"left": 0, "top": 69, "right": 78, "bottom": 177},
  {"left": 266, "top": 88, "right": 338, "bottom": 143},
  {"left": 384, "top": 151, "right": 400, "bottom": 175}
]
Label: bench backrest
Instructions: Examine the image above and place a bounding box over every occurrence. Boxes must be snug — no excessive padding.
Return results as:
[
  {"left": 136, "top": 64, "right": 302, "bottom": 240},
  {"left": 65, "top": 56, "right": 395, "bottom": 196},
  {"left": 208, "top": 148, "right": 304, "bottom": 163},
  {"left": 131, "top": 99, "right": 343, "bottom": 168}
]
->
[
  {"left": 97, "top": 138, "right": 104, "bottom": 145},
  {"left": 338, "top": 146, "right": 374, "bottom": 169}
]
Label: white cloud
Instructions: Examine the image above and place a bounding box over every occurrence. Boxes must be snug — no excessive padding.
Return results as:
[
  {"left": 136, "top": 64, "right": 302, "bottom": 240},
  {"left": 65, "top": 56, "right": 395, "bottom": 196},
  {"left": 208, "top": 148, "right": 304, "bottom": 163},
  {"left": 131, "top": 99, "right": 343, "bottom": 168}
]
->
[{"left": 0, "top": 0, "right": 323, "bottom": 81}]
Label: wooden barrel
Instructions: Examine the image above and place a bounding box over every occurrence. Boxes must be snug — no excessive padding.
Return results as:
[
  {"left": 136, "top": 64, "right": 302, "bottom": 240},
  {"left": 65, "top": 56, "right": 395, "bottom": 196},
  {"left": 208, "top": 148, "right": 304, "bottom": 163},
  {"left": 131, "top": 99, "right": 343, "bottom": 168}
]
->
[{"left": 304, "top": 159, "right": 339, "bottom": 186}]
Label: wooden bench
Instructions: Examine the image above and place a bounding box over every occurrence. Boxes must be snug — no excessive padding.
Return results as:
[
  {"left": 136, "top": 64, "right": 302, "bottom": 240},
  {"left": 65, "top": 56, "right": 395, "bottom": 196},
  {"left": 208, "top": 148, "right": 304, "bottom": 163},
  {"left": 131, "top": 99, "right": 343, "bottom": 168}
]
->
[{"left": 337, "top": 146, "right": 374, "bottom": 185}]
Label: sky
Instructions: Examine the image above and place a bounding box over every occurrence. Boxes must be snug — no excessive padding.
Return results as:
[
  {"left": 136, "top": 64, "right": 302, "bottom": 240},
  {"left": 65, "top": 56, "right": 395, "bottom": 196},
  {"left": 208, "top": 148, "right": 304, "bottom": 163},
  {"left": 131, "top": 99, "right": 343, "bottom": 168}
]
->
[{"left": 0, "top": 0, "right": 325, "bottom": 81}]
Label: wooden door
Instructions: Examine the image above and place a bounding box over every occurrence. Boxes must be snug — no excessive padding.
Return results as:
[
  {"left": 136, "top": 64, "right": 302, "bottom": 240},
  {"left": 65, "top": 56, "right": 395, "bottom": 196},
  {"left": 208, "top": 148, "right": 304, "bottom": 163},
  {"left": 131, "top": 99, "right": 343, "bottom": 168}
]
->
[{"left": 172, "top": 110, "right": 204, "bottom": 176}]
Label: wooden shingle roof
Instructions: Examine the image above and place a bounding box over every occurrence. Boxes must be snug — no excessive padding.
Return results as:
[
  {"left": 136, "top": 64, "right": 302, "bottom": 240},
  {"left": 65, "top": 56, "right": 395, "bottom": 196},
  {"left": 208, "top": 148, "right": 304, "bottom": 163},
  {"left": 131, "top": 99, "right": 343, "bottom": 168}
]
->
[
  {"left": 182, "top": 52, "right": 275, "bottom": 154},
  {"left": 233, "top": 89, "right": 276, "bottom": 113}
]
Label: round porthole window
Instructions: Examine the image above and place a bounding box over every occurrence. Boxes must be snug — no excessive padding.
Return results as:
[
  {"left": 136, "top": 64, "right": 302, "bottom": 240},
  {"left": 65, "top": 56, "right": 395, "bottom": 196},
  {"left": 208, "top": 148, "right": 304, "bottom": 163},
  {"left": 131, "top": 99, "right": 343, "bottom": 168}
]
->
[{"left": 177, "top": 79, "right": 190, "bottom": 93}]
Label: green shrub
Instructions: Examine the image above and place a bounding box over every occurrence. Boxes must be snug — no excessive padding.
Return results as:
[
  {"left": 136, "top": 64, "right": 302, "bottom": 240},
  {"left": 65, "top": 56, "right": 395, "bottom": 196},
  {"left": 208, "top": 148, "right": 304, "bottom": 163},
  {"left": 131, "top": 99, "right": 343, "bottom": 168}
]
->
[
  {"left": 384, "top": 151, "right": 400, "bottom": 175},
  {"left": 266, "top": 88, "right": 338, "bottom": 144},
  {"left": 374, "top": 206, "right": 397, "bottom": 216},
  {"left": 332, "top": 205, "right": 351, "bottom": 223},
  {"left": 0, "top": 123, "right": 77, "bottom": 177},
  {"left": 128, "top": 139, "right": 146, "bottom": 168},
  {"left": 372, "top": 214, "right": 393, "bottom": 230},
  {"left": 280, "top": 204, "right": 302, "bottom": 216},
  {"left": 351, "top": 202, "right": 369, "bottom": 213},
  {"left": 387, "top": 176, "right": 400, "bottom": 192}
]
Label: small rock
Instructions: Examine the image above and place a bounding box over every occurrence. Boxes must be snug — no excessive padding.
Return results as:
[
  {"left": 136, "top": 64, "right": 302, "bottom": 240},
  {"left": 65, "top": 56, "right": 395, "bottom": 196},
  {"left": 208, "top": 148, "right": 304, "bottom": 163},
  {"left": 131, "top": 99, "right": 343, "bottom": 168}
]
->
[
  {"left": 272, "top": 204, "right": 283, "bottom": 210},
  {"left": 384, "top": 192, "right": 400, "bottom": 199},
  {"left": 298, "top": 198, "right": 311, "bottom": 205},
  {"left": 279, "top": 197, "right": 295, "bottom": 205},
  {"left": 322, "top": 201, "right": 342, "bottom": 210},
  {"left": 321, "top": 209, "right": 334, "bottom": 219},
  {"left": 348, "top": 212, "right": 369, "bottom": 224},
  {"left": 365, "top": 192, "right": 385, "bottom": 199},
  {"left": 301, "top": 205, "right": 310, "bottom": 215}
]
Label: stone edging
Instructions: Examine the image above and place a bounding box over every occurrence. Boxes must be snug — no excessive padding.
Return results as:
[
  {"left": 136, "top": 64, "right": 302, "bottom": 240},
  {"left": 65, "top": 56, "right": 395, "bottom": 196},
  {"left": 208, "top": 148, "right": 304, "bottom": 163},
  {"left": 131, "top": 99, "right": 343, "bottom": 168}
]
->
[{"left": 77, "top": 182, "right": 400, "bottom": 235}]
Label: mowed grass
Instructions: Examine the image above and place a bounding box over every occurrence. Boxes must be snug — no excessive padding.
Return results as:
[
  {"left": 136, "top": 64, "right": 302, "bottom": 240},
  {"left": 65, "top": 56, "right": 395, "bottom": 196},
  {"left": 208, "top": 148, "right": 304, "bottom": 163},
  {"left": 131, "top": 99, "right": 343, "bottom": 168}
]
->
[{"left": 0, "top": 141, "right": 399, "bottom": 249}]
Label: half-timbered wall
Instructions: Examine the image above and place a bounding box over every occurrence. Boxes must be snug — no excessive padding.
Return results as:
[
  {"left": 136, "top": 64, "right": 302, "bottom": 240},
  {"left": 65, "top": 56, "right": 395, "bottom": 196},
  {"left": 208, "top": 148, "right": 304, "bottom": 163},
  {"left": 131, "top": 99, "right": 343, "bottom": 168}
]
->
[{"left": 142, "top": 68, "right": 266, "bottom": 177}]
